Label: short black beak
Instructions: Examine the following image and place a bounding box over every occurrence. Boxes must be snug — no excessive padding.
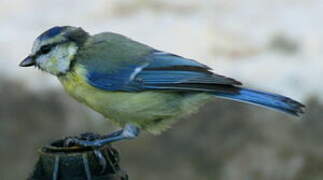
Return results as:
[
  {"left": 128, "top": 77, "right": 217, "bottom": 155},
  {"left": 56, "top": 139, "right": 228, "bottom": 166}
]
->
[{"left": 19, "top": 56, "right": 35, "bottom": 67}]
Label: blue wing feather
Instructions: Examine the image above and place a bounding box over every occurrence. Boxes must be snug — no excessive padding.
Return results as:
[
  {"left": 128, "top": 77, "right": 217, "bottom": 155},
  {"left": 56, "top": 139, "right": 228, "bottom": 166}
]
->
[
  {"left": 87, "top": 65, "right": 143, "bottom": 91},
  {"left": 84, "top": 49, "right": 305, "bottom": 116},
  {"left": 138, "top": 70, "right": 217, "bottom": 84},
  {"left": 144, "top": 51, "right": 211, "bottom": 70},
  {"left": 137, "top": 51, "right": 241, "bottom": 89},
  {"left": 86, "top": 50, "right": 241, "bottom": 91}
]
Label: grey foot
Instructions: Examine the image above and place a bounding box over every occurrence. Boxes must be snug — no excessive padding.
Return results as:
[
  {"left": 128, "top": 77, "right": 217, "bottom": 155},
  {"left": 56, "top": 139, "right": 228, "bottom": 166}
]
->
[{"left": 65, "top": 124, "right": 140, "bottom": 148}]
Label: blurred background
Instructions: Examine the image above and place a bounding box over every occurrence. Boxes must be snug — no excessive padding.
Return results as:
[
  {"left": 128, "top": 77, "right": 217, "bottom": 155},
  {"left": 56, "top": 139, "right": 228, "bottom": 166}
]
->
[{"left": 1, "top": 0, "right": 322, "bottom": 179}]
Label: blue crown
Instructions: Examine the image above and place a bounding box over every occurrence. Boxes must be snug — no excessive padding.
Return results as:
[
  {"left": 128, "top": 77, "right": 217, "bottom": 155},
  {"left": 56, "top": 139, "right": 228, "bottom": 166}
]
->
[{"left": 37, "top": 26, "right": 68, "bottom": 41}]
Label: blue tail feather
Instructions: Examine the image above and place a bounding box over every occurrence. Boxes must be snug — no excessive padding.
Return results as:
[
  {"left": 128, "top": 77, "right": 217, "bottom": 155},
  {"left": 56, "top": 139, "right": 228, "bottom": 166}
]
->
[{"left": 213, "top": 88, "right": 305, "bottom": 116}]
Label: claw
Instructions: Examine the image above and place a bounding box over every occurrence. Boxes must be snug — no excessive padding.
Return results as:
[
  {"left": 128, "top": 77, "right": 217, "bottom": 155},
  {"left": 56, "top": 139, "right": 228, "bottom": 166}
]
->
[
  {"left": 69, "top": 139, "right": 103, "bottom": 148},
  {"left": 63, "top": 124, "right": 140, "bottom": 148},
  {"left": 94, "top": 149, "right": 107, "bottom": 174},
  {"left": 63, "top": 137, "right": 78, "bottom": 147}
]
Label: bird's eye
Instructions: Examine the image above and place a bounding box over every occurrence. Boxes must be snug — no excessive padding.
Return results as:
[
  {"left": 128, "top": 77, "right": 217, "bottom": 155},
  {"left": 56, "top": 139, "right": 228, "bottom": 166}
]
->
[{"left": 40, "top": 45, "right": 51, "bottom": 54}]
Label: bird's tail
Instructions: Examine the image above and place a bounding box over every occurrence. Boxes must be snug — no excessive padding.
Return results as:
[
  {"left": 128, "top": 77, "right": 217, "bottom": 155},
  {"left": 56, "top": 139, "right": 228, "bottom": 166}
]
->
[{"left": 213, "top": 88, "right": 305, "bottom": 116}]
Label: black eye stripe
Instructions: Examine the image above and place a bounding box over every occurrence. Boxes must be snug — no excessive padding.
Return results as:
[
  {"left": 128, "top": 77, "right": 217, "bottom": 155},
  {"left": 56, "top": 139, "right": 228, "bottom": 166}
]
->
[
  {"left": 40, "top": 45, "right": 51, "bottom": 54},
  {"left": 37, "top": 44, "right": 55, "bottom": 55},
  {"left": 37, "top": 40, "right": 69, "bottom": 55}
]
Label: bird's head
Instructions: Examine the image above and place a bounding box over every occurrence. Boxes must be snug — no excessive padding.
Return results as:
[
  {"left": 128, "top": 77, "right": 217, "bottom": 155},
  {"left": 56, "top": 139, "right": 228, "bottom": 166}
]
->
[{"left": 20, "top": 26, "right": 89, "bottom": 75}]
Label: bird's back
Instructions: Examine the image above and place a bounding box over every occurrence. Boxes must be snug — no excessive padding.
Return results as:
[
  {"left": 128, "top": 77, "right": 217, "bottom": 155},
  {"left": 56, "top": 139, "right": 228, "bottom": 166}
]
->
[
  {"left": 59, "top": 33, "right": 213, "bottom": 133},
  {"left": 76, "top": 32, "right": 153, "bottom": 73}
]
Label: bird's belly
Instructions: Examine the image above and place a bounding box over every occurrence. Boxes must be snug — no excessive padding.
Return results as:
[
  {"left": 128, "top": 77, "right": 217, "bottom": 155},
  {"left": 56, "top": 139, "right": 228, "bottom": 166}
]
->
[{"left": 59, "top": 74, "right": 211, "bottom": 133}]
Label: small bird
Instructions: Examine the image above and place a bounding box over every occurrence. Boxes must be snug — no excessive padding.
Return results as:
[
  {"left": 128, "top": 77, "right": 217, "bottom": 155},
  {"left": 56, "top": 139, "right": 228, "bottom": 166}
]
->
[{"left": 20, "top": 26, "right": 305, "bottom": 147}]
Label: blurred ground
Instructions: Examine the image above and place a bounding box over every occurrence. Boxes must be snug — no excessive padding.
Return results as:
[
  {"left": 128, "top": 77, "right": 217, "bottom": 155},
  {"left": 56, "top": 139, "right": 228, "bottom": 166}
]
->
[
  {"left": 0, "top": 0, "right": 322, "bottom": 179},
  {"left": 1, "top": 78, "right": 322, "bottom": 180}
]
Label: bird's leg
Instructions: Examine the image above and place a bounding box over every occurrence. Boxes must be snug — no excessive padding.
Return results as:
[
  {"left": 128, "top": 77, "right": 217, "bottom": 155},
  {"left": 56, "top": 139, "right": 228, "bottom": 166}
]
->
[{"left": 66, "top": 124, "right": 140, "bottom": 148}]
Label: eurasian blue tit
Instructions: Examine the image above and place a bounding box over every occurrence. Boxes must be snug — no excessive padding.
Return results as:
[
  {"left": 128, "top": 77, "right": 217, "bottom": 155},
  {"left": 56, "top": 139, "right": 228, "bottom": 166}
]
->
[{"left": 20, "top": 26, "right": 305, "bottom": 147}]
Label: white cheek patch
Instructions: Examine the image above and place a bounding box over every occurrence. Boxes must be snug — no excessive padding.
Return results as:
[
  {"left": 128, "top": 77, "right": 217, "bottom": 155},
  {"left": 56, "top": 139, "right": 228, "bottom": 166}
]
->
[
  {"left": 67, "top": 45, "right": 78, "bottom": 56},
  {"left": 36, "top": 55, "right": 50, "bottom": 67},
  {"left": 37, "top": 43, "right": 78, "bottom": 75},
  {"left": 55, "top": 45, "right": 79, "bottom": 74}
]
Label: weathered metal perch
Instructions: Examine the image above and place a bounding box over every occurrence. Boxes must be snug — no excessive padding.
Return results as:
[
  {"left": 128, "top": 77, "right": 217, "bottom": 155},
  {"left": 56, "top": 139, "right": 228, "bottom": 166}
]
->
[{"left": 28, "top": 138, "right": 128, "bottom": 180}]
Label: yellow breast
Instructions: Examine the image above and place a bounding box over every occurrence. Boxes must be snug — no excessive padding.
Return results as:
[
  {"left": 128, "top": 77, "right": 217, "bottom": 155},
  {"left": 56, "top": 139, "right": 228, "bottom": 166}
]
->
[
  {"left": 57, "top": 64, "right": 211, "bottom": 134},
  {"left": 58, "top": 64, "right": 116, "bottom": 113}
]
